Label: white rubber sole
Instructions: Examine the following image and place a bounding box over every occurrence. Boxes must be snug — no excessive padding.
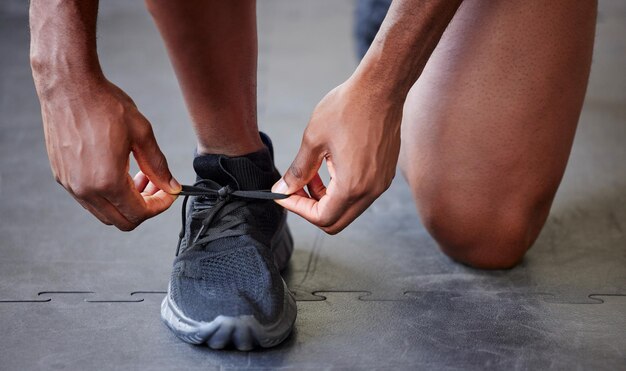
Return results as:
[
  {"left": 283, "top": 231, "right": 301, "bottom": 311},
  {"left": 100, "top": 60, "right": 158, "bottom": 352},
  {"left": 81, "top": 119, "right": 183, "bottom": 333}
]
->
[{"left": 161, "top": 280, "right": 296, "bottom": 351}]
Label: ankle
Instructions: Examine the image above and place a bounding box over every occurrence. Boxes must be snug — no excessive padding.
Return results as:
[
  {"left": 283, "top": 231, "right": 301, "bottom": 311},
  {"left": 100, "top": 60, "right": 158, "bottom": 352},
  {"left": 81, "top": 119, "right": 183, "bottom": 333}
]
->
[{"left": 197, "top": 135, "right": 264, "bottom": 157}]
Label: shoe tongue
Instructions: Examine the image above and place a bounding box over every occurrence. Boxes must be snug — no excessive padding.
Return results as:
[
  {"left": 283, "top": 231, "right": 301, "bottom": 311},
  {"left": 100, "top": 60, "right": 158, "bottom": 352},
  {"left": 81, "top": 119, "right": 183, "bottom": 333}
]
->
[{"left": 193, "top": 148, "right": 279, "bottom": 191}]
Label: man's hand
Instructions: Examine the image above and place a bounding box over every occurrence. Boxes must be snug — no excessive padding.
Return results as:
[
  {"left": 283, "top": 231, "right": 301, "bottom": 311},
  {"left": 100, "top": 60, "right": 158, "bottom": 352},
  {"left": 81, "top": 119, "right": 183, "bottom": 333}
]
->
[
  {"left": 272, "top": 76, "right": 402, "bottom": 234},
  {"left": 29, "top": 0, "right": 181, "bottom": 230},
  {"left": 38, "top": 79, "right": 181, "bottom": 231},
  {"left": 271, "top": 0, "right": 463, "bottom": 234}
]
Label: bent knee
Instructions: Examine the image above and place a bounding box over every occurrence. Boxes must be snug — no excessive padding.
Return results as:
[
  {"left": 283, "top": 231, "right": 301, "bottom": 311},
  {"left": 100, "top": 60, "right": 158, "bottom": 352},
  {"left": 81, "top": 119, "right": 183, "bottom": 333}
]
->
[{"left": 419, "top": 196, "right": 549, "bottom": 270}]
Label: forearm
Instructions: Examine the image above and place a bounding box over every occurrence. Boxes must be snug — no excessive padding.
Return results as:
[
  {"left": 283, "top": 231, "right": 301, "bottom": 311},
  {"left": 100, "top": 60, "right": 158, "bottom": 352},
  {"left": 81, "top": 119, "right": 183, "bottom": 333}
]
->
[
  {"left": 353, "top": 0, "right": 463, "bottom": 102},
  {"left": 29, "top": 0, "right": 104, "bottom": 99}
]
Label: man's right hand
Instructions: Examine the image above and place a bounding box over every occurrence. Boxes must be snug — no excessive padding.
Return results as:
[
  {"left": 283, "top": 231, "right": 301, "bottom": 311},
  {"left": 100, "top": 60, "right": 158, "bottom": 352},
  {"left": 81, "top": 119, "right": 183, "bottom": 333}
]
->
[{"left": 37, "top": 79, "right": 181, "bottom": 231}]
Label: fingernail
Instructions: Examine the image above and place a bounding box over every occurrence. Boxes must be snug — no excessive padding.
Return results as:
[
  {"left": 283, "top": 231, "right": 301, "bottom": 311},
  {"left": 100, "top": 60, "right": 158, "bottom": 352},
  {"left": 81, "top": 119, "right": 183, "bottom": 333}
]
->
[
  {"left": 272, "top": 179, "right": 288, "bottom": 194},
  {"left": 170, "top": 178, "right": 182, "bottom": 193}
]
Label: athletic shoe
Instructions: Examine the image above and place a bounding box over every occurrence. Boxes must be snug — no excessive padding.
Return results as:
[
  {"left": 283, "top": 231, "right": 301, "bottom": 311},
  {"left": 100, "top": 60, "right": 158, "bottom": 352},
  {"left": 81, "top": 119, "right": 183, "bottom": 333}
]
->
[{"left": 161, "top": 133, "right": 296, "bottom": 350}]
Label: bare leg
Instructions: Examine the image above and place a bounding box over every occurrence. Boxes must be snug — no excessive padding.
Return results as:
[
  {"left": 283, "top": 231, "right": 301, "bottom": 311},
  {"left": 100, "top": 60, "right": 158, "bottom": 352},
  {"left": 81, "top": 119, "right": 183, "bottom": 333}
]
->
[
  {"left": 145, "top": 0, "right": 263, "bottom": 156},
  {"left": 399, "top": 0, "right": 597, "bottom": 269}
]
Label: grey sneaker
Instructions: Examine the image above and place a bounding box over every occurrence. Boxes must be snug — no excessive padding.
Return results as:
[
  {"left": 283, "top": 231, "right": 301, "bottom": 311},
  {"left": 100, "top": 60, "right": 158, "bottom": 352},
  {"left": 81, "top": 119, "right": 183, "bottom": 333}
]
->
[{"left": 161, "top": 134, "right": 296, "bottom": 350}]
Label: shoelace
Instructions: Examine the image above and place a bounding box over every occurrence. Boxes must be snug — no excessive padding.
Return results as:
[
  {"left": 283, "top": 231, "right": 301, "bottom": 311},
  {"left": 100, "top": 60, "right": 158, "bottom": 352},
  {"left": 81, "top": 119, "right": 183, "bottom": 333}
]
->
[{"left": 175, "top": 179, "right": 288, "bottom": 256}]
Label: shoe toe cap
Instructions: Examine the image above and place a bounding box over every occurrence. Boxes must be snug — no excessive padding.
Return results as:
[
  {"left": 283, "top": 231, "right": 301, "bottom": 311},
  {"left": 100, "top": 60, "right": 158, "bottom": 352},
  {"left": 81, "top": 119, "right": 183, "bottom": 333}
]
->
[{"left": 170, "top": 245, "right": 285, "bottom": 324}]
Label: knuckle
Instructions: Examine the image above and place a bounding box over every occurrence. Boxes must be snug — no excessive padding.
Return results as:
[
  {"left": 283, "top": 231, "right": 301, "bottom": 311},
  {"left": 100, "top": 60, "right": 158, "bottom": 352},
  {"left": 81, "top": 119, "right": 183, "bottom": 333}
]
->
[
  {"left": 91, "top": 212, "right": 113, "bottom": 226},
  {"left": 70, "top": 183, "right": 93, "bottom": 199},
  {"left": 385, "top": 178, "right": 394, "bottom": 191},
  {"left": 117, "top": 223, "right": 137, "bottom": 232},
  {"left": 346, "top": 176, "right": 391, "bottom": 202},
  {"left": 301, "top": 128, "right": 318, "bottom": 148},
  {"left": 126, "top": 212, "right": 146, "bottom": 225},
  {"left": 346, "top": 188, "right": 367, "bottom": 204},
  {"left": 134, "top": 120, "right": 154, "bottom": 140},
  {"left": 322, "top": 226, "right": 341, "bottom": 235},
  {"left": 315, "top": 214, "right": 334, "bottom": 228},
  {"left": 301, "top": 127, "right": 326, "bottom": 153},
  {"left": 288, "top": 163, "right": 304, "bottom": 180},
  {"left": 383, "top": 173, "right": 395, "bottom": 191},
  {"left": 52, "top": 172, "right": 62, "bottom": 185},
  {"left": 94, "top": 179, "right": 120, "bottom": 196},
  {"left": 373, "top": 181, "right": 391, "bottom": 196},
  {"left": 153, "top": 154, "right": 169, "bottom": 173}
]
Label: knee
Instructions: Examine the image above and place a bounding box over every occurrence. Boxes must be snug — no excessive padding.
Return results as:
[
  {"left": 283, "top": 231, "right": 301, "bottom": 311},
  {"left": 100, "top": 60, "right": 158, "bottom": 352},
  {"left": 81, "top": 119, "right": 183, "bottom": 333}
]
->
[{"left": 418, "top": 194, "right": 548, "bottom": 270}]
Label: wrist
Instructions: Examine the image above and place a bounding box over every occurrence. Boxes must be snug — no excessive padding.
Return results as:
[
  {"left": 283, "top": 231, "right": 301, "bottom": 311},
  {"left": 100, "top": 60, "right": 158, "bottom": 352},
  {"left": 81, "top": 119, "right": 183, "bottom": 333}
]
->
[
  {"left": 350, "top": 0, "right": 463, "bottom": 107},
  {"left": 343, "top": 72, "right": 404, "bottom": 134},
  {"left": 29, "top": 0, "right": 104, "bottom": 100},
  {"left": 31, "top": 54, "right": 105, "bottom": 101},
  {"left": 30, "top": 49, "right": 102, "bottom": 75},
  {"left": 350, "top": 52, "right": 414, "bottom": 107},
  {"left": 348, "top": 65, "right": 408, "bottom": 110}
]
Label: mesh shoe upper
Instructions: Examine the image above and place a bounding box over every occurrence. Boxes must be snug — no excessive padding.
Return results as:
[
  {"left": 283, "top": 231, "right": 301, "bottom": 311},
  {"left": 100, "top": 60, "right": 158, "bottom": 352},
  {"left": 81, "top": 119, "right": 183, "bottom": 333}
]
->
[
  {"left": 171, "top": 240, "right": 283, "bottom": 324},
  {"left": 168, "top": 143, "right": 290, "bottom": 325}
]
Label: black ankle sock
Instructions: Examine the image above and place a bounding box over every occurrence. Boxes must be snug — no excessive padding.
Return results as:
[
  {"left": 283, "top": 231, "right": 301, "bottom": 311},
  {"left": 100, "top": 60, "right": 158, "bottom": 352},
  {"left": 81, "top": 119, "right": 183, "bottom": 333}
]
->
[
  {"left": 192, "top": 132, "right": 278, "bottom": 189},
  {"left": 193, "top": 147, "right": 277, "bottom": 190},
  {"left": 234, "top": 147, "right": 273, "bottom": 172}
]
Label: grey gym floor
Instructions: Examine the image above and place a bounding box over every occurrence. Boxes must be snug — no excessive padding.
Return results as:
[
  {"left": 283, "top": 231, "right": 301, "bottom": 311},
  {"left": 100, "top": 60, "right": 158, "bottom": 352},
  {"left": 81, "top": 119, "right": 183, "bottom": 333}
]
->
[{"left": 1, "top": 1, "right": 625, "bottom": 370}]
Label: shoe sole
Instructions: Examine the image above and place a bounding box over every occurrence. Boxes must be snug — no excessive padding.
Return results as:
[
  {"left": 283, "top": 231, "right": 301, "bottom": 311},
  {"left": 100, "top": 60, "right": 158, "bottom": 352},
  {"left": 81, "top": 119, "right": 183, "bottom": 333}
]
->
[
  {"left": 161, "top": 221, "right": 296, "bottom": 350},
  {"left": 161, "top": 280, "right": 296, "bottom": 351}
]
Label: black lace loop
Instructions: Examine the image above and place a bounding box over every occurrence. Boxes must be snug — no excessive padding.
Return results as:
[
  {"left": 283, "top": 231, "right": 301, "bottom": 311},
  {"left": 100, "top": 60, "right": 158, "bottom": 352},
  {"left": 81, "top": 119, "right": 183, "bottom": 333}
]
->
[
  {"left": 175, "top": 180, "right": 288, "bottom": 256},
  {"left": 179, "top": 183, "right": 287, "bottom": 200}
]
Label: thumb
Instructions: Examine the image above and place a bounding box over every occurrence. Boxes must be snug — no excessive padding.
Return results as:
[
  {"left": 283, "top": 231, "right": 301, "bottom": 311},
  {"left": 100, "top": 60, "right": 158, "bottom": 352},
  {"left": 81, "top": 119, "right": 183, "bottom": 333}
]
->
[
  {"left": 272, "top": 140, "right": 323, "bottom": 195},
  {"left": 131, "top": 118, "right": 181, "bottom": 195}
]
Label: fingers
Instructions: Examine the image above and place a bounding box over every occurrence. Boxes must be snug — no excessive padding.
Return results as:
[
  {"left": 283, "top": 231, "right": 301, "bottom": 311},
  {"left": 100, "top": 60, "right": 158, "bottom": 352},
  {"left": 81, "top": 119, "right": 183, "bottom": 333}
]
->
[
  {"left": 79, "top": 194, "right": 137, "bottom": 231},
  {"left": 134, "top": 171, "right": 160, "bottom": 196},
  {"left": 90, "top": 196, "right": 138, "bottom": 231},
  {"left": 276, "top": 179, "right": 347, "bottom": 229},
  {"left": 306, "top": 173, "right": 327, "bottom": 201},
  {"left": 73, "top": 197, "right": 113, "bottom": 226},
  {"left": 275, "top": 162, "right": 379, "bottom": 234},
  {"left": 277, "top": 186, "right": 373, "bottom": 235},
  {"left": 71, "top": 172, "right": 177, "bottom": 231},
  {"left": 272, "top": 137, "right": 323, "bottom": 195},
  {"left": 130, "top": 115, "right": 181, "bottom": 195},
  {"left": 105, "top": 175, "right": 177, "bottom": 227},
  {"left": 321, "top": 196, "right": 373, "bottom": 234},
  {"left": 133, "top": 171, "right": 149, "bottom": 192},
  {"left": 104, "top": 175, "right": 152, "bottom": 226},
  {"left": 143, "top": 189, "right": 179, "bottom": 216},
  {"left": 67, "top": 179, "right": 138, "bottom": 230},
  {"left": 142, "top": 181, "right": 161, "bottom": 196},
  {"left": 131, "top": 172, "right": 178, "bottom": 216}
]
